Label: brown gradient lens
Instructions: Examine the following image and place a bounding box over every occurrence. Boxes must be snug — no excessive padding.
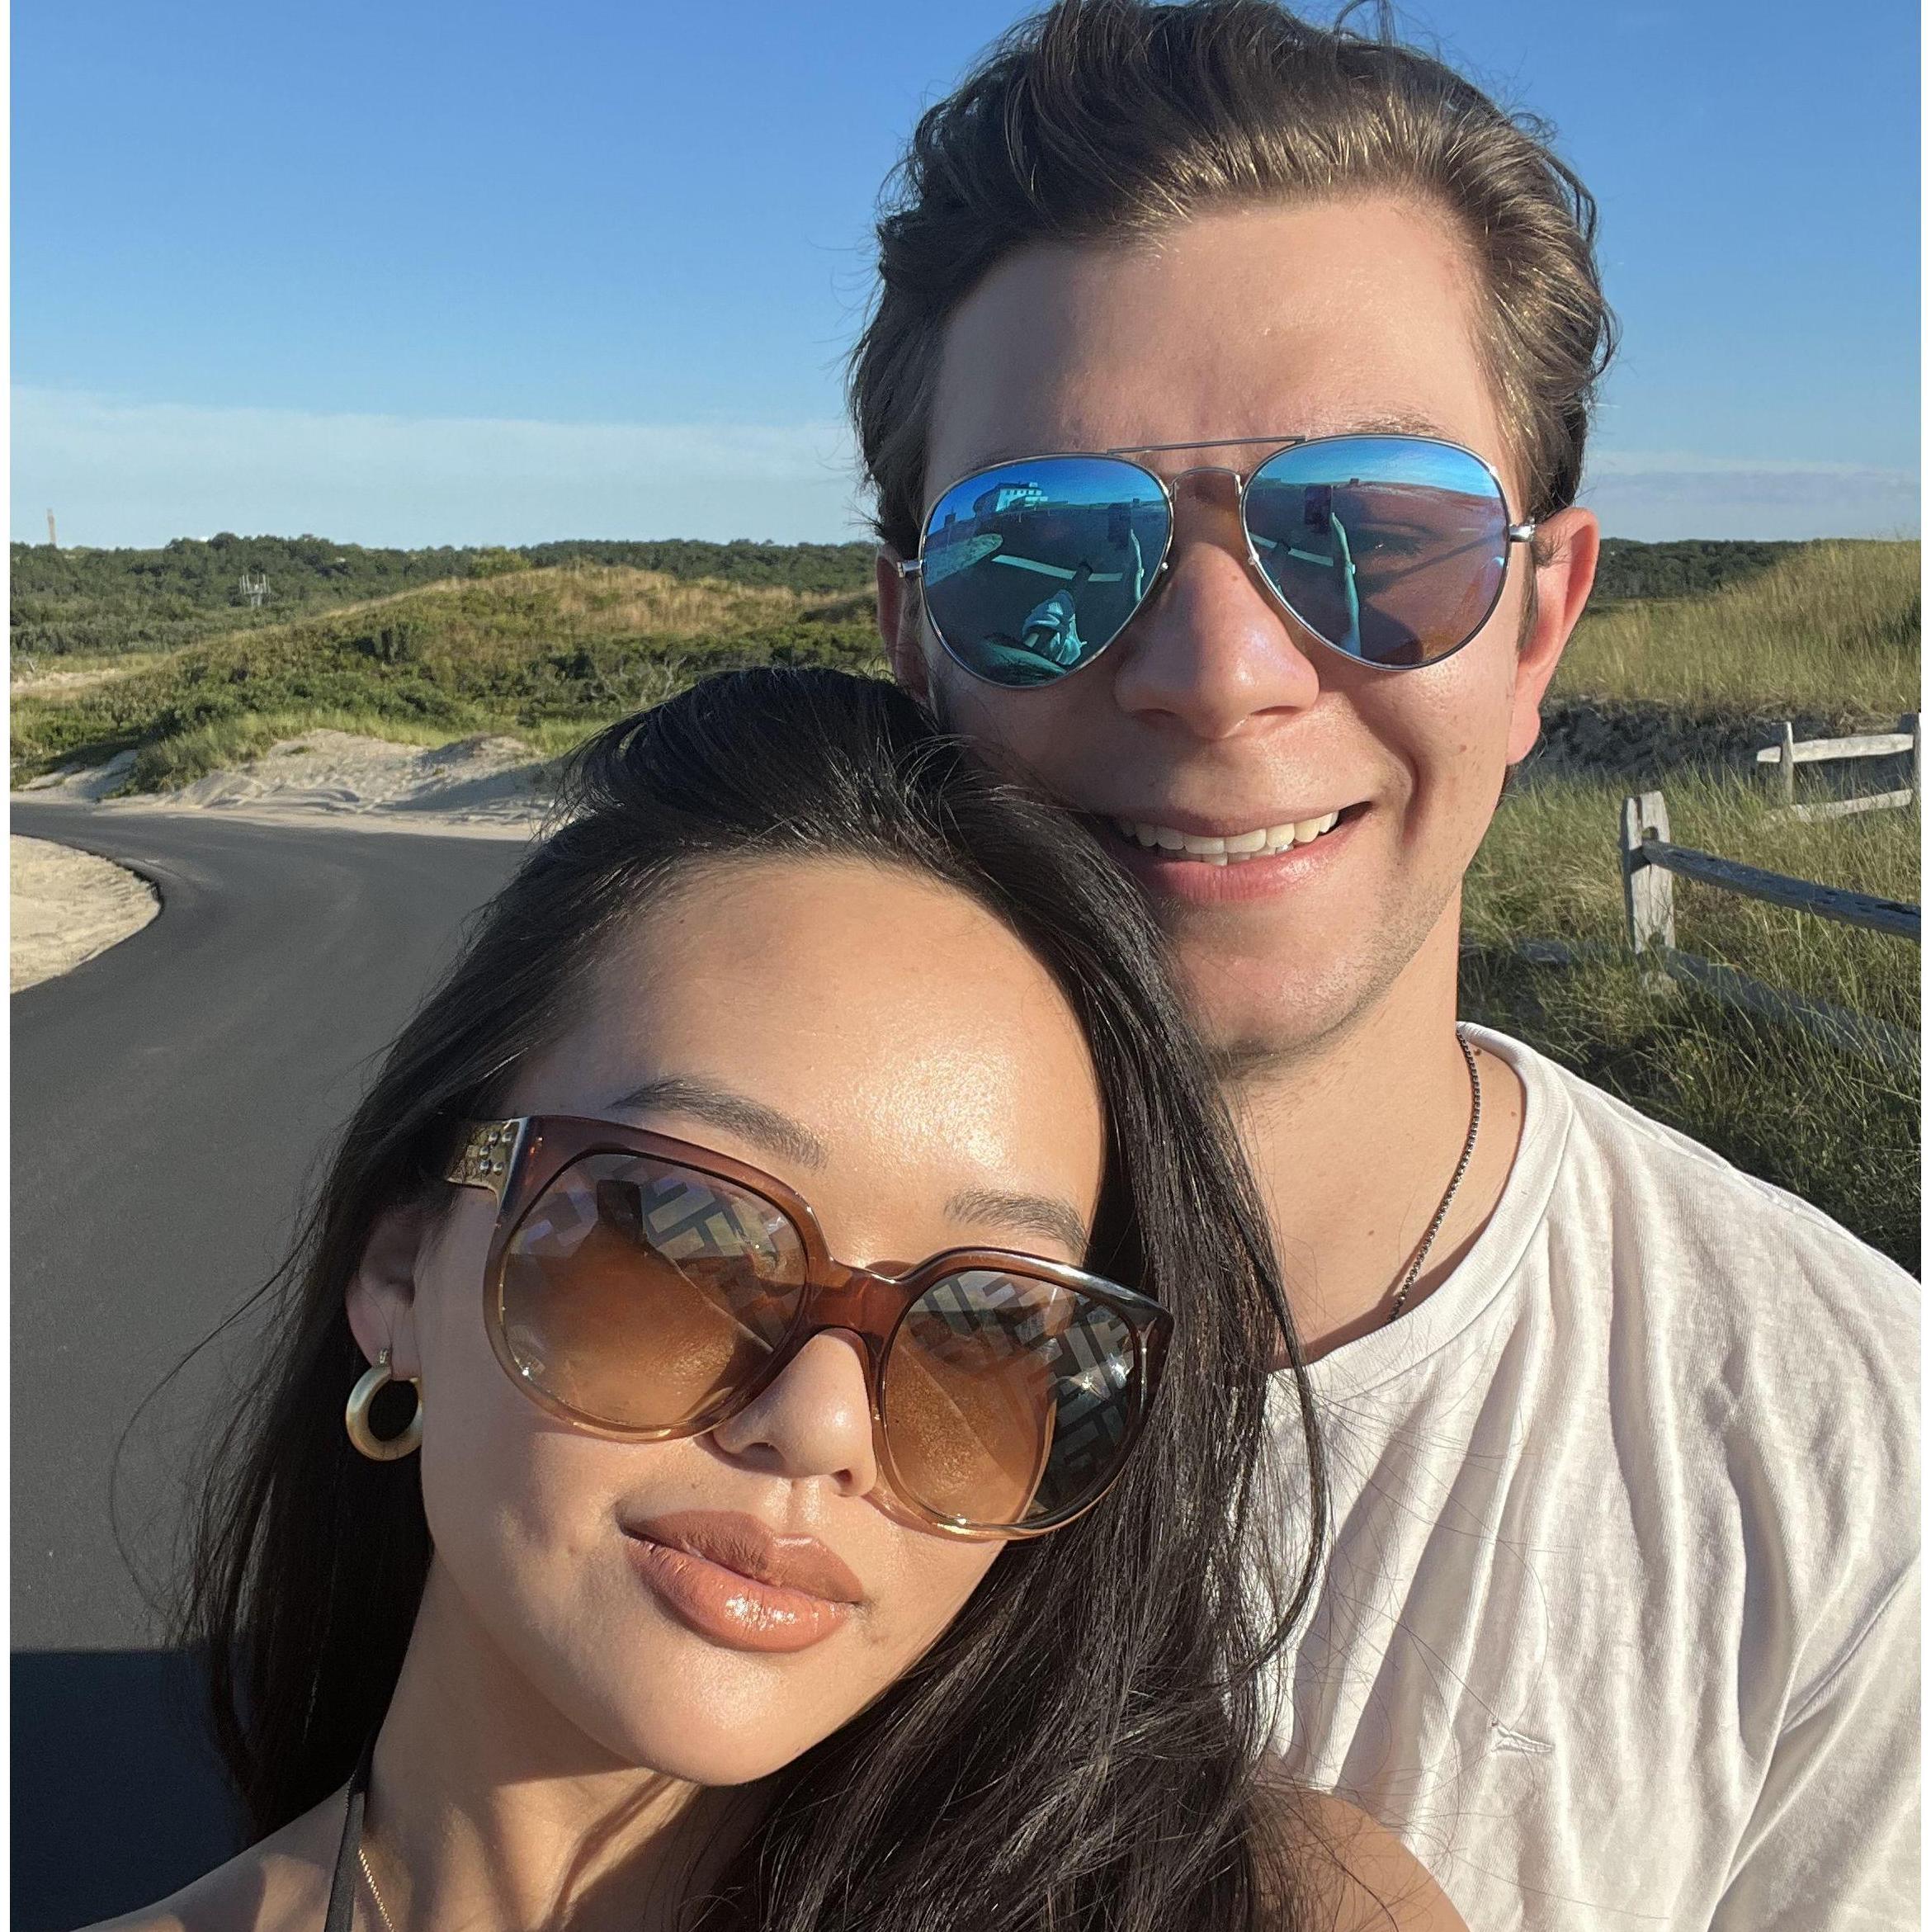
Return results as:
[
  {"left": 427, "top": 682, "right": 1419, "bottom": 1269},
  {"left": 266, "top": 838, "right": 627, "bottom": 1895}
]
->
[
  {"left": 500, "top": 1151, "right": 807, "bottom": 1429},
  {"left": 881, "top": 1269, "right": 1139, "bottom": 1528}
]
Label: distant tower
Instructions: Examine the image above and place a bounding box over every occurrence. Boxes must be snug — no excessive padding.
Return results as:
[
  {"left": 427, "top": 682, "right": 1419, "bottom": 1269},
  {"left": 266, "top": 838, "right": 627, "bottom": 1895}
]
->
[
  {"left": 239, "top": 569, "right": 269, "bottom": 609},
  {"left": 46, "top": 509, "right": 56, "bottom": 548}
]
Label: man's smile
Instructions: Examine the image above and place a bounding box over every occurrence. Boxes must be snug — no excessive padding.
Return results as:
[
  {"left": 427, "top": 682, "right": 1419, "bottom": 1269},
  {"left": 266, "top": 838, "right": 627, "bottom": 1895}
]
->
[{"left": 1110, "top": 808, "right": 1347, "bottom": 862}]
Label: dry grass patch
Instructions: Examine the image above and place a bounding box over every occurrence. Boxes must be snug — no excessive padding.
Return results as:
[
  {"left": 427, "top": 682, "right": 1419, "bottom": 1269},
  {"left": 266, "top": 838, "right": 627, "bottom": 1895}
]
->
[{"left": 1559, "top": 539, "right": 1919, "bottom": 720}]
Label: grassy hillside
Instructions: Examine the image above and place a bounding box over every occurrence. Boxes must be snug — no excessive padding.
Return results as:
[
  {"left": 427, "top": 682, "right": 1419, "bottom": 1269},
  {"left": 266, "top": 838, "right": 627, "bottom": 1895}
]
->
[
  {"left": 1557, "top": 538, "right": 1920, "bottom": 720},
  {"left": 9, "top": 533, "right": 876, "bottom": 661},
  {"left": 11, "top": 564, "right": 884, "bottom": 790}
]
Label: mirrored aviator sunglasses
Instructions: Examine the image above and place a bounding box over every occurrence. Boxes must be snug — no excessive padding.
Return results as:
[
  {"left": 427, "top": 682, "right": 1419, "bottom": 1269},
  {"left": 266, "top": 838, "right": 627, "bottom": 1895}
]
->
[
  {"left": 446, "top": 1118, "right": 1172, "bottom": 1538},
  {"left": 905, "top": 435, "right": 1534, "bottom": 686}
]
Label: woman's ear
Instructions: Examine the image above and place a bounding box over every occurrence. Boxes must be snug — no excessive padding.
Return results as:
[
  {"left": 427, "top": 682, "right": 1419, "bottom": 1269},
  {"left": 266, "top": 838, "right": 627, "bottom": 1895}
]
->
[{"left": 345, "top": 1200, "right": 439, "bottom": 1381}]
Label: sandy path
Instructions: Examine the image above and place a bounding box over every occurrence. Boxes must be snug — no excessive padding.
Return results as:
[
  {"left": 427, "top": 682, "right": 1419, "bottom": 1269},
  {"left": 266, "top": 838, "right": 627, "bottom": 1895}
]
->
[{"left": 11, "top": 837, "right": 161, "bottom": 992}]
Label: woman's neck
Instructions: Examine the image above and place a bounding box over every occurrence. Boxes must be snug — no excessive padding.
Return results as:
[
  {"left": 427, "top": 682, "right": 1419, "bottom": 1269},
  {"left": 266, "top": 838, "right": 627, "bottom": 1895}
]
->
[{"left": 361, "top": 1563, "right": 764, "bottom": 1932}]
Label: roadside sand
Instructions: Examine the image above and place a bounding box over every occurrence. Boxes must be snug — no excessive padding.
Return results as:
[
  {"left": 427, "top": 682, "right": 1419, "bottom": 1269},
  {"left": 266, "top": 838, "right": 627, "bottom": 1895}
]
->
[
  {"left": 11, "top": 837, "right": 161, "bottom": 991},
  {"left": 16, "top": 729, "right": 554, "bottom": 838}
]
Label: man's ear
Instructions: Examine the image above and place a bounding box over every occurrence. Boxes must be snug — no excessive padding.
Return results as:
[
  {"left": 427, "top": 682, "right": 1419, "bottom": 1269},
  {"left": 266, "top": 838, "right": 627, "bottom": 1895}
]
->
[
  {"left": 1506, "top": 505, "right": 1600, "bottom": 765},
  {"left": 345, "top": 1200, "right": 438, "bottom": 1382},
  {"left": 875, "top": 549, "right": 932, "bottom": 705}
]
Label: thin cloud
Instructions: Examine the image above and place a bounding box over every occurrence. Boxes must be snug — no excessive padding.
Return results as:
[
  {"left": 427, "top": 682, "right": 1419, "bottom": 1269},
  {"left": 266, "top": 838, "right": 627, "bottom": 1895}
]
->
[
  {"left": 1579, "top": 448, "right": 1919, "bottom": 541},
  {"left": 12, "top": 387, "right": 873, "bottom": 549}
]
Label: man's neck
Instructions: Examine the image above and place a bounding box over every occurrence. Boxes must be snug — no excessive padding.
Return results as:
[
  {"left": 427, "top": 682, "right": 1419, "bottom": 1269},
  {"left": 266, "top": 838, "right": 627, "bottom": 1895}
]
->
[{"left": 1225, "top": 920, "right": 1525, "bottom": 1361}]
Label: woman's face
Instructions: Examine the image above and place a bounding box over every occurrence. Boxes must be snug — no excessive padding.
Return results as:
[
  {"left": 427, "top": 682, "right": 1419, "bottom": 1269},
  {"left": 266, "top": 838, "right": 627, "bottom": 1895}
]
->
[{"left": 358, "top": 855, "right": 1107, "bottom": 1786}]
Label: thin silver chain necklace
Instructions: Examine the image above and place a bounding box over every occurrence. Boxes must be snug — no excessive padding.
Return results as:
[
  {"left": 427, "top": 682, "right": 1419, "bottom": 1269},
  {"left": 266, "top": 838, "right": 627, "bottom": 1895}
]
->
[{"left": 1385, "top": 1028, "right": 1483, "bottom": 1325}]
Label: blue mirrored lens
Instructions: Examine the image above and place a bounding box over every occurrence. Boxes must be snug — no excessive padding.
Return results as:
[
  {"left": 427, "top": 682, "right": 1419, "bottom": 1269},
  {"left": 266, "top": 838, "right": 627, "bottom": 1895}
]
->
[
  {"left": 919, "top": 458, "right": 1170, "bottom": 686},
  {"left": 1244, "top": 438, "right": 1509, "bottom": 667}
]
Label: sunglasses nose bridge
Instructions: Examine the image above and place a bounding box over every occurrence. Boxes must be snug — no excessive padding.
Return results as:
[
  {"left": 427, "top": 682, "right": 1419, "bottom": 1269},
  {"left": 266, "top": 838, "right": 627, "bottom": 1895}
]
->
[
  {"left": 797, "top": 1264, "right": 904, "bottom": 1356},
  {"left": 1154, "top": 466, "right": 1283, "bottom": 602}
]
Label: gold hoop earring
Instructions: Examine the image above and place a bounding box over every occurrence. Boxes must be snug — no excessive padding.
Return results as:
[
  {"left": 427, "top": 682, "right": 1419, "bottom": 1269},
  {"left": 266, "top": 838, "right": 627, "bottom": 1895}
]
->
[{"left": 345, "top": 1347, "right": 423, "bottom": 1462}]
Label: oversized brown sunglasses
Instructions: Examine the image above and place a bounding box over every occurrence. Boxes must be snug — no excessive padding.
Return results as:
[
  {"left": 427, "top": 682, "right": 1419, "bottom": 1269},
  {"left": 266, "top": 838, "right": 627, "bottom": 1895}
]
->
[{"left": 445, "top": 1117, "right": 1173, "bottom": 1538}]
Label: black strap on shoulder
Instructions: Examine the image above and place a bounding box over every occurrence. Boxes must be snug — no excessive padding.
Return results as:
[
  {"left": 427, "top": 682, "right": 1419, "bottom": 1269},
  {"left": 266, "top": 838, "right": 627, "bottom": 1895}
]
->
[{"left": 323, "top": 1736, "right": 377, "bottom": 1932}]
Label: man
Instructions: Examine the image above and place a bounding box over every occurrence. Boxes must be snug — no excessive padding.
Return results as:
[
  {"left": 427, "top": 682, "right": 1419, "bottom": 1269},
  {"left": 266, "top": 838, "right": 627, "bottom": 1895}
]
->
[{"left": 857, "top": 3, "right": 1918, "bottom": 1926}]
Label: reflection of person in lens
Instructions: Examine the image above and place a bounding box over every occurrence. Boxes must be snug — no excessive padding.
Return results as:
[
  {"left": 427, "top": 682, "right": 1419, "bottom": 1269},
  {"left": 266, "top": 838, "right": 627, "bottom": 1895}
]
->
[
  {"left": 1019, "top": 559, "right": 1093, "bottom": 664},
  {"left": 106, "top": 670, "right": 1433, "bottom": 1931}
]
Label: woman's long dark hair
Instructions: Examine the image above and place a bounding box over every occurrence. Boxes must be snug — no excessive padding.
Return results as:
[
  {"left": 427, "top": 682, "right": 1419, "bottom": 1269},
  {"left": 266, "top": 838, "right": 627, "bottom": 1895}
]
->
[{"left": 178, "top": 667, "right": 1328, "bottom": 1928}]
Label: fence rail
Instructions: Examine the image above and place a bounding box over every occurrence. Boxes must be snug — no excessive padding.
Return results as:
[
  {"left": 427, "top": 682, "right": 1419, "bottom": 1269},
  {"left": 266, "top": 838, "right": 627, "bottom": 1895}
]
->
[
  {"left": 1618, "top": 790, "right": 1919, "bottom": 1071},
  {"left": 1754, "top": 714, "right": 1919, "bottom": 819},
  {"left": 1632, "top": 834, "right": 1921, "bottom": 941}
]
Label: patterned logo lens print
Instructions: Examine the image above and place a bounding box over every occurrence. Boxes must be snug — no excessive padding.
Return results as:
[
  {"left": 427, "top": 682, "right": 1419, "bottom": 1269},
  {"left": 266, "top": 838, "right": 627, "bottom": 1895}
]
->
[
  {"left": 503, "top": 1155, "right": 801, "bottom": 1422},
  {"left": 899, "top": 1270, "right": 1135, "bottom": 1521}
]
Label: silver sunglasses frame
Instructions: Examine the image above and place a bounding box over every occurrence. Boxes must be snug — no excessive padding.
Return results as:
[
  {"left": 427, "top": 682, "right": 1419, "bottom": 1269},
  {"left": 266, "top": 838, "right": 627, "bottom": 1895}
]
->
[{"left": 896, "top": 432, "right": 1537, "bottom": 685}]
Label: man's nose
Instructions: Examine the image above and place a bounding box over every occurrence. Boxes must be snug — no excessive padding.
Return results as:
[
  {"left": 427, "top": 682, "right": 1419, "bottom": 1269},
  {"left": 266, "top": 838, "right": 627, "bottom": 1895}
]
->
[{"left": 1107, "top": 478, "right": 1324, "bottom": 739}]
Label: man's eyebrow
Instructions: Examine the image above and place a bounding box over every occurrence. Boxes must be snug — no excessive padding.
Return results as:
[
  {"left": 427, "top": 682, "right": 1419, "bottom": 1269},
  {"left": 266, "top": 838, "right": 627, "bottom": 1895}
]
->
[
  {"left": 602, "top": 1076, "right": 828, "bottom": 1171},
  {"left": 1331, "top": 409, "right": 1461, "bottom": 442},
  {"left": 945, "top": 1184, "right": 1090, "bottom": 1259}
]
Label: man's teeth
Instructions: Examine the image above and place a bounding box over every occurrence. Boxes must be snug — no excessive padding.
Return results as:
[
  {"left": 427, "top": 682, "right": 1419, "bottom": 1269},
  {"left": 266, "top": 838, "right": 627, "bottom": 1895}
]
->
[{"left": 1112, "top": 812, "right": 1343, "bottom": 862}]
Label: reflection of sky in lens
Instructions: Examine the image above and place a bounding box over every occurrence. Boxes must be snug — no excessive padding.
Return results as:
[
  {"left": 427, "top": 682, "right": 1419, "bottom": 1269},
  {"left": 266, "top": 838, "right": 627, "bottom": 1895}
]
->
[
  {"left": 933, "top": 456, "right": 1164, "bottom": 522},
  {"left": 1253, "top": 437, "right": 1497, "bottom": 496}
]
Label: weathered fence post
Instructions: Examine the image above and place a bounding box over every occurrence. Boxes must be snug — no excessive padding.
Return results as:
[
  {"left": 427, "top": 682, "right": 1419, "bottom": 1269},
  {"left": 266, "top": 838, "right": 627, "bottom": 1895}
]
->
[
  {"left": 1907, "top": 714, "right": 1921, "bottom": 802},
  {"left": 1622, "top": 791, "right": 1675, "bottom": 990},
  {"left": 1778, "top": 720, "right": 1797, "bottom": 806}
]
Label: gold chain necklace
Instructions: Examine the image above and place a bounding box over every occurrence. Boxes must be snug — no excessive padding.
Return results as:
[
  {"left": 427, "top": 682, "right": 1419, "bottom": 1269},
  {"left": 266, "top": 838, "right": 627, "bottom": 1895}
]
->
[
  {"left": 358, "top": 1845, "right": 400, "bottom": 1932},
  {"left": 1385, "top": 1028, "right": 1482, "bottom": 1325}
]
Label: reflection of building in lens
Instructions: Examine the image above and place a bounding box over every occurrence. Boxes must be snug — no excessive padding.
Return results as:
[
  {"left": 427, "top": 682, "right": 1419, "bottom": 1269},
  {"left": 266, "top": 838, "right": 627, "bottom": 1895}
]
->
[{"left": 974, "top": 480, "right": 1049, "bottom": 517}]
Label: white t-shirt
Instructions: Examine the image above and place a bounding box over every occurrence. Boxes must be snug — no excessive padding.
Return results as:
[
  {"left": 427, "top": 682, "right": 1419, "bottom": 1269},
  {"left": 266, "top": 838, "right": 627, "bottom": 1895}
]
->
[{"left": 1266, "top": 1027, "right": 1919, "bottom": 1931}]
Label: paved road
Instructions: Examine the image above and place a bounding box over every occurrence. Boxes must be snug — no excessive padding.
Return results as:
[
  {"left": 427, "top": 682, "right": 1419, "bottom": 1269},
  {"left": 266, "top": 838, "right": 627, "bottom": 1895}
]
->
[{"left": 11, "top": 804, "right": 525, "bottom": 1930}]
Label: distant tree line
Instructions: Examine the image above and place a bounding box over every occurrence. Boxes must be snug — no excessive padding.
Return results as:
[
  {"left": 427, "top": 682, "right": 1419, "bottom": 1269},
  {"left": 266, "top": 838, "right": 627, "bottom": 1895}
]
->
[
  {"left": 1589, "top": 538, "right": 1806, "bottom": 602},
  {"left": 7, "top": 530, "right": 1873, "bottom": 659}
]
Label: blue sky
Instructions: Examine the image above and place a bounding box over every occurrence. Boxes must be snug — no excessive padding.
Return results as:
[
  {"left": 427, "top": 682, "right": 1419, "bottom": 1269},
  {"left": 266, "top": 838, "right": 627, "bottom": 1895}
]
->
[{"left": 12, "top": 0, "right": 1919, "bottom": 548}]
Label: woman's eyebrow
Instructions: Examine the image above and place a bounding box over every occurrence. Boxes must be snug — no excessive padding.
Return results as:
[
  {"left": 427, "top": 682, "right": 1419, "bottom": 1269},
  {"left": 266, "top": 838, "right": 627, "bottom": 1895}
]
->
[
  {"left": 602, "top": 1075, "right": 828, "bottom": 1170},
  {"left": 944, "top": 1185, "right": 1090, "bottom": 1258}
]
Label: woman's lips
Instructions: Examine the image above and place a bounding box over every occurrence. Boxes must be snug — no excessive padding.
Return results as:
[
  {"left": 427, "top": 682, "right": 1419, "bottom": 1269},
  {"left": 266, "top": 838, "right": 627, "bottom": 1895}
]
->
[{"left": 622, "top": 1509, "right": 862, "bottom": 1655}]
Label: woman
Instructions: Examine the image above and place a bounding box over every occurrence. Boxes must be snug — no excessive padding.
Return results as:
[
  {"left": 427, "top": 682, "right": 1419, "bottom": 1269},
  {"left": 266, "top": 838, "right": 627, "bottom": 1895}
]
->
[{"left": 102, "top": 669, "right": 1461, "bottom": 1930}]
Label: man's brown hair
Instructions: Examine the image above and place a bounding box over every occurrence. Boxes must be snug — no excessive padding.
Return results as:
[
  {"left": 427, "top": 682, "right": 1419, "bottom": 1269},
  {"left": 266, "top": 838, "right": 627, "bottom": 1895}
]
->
[{"left": 850, "top": 0, "right": 1615, "bottom": 558}]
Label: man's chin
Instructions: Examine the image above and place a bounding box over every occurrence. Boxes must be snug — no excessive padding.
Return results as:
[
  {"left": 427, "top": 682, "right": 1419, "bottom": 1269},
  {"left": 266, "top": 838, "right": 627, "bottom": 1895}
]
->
[{"left": 1168, "top": 914, "right": 1442, "bottom": 1074}]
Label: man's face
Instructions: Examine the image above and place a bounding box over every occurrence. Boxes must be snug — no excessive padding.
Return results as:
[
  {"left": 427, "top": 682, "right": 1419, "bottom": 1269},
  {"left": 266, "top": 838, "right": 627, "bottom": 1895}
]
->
[{"left": 879, "top": 197, "right": 1598, "bottom": 1064}]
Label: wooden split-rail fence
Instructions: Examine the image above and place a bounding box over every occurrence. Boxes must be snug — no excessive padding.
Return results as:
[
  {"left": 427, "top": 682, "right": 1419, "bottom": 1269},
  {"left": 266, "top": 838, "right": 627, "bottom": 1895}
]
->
[
  {"left": 1619, "top": 752, "right": 1920, "bottom": 1070},
  {"left": 1755, "top": 714, "right": 1919, "bottom": 821}
]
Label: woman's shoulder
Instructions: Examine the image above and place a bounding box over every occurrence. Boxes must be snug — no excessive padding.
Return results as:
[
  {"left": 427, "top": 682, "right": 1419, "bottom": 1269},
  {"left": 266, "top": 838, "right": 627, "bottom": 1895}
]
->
[
  {"left": 81, "top": 1791, "right": 347, "bottom": 1932},
  {"left": 1258, "top": 1778, "right": 1469, "bottom": 1932}
]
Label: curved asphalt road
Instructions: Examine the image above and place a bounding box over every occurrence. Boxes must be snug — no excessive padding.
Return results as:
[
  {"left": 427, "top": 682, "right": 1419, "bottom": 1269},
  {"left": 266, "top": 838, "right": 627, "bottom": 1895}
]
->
[{"left": 12, "top": 803, "right": 524, "bottom": 1929}]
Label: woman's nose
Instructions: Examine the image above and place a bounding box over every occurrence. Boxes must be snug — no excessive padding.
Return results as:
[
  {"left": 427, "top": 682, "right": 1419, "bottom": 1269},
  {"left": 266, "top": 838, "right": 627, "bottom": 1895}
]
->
[{"left": 707, "top": 1330, "right": 881, "bottom": 1499}]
